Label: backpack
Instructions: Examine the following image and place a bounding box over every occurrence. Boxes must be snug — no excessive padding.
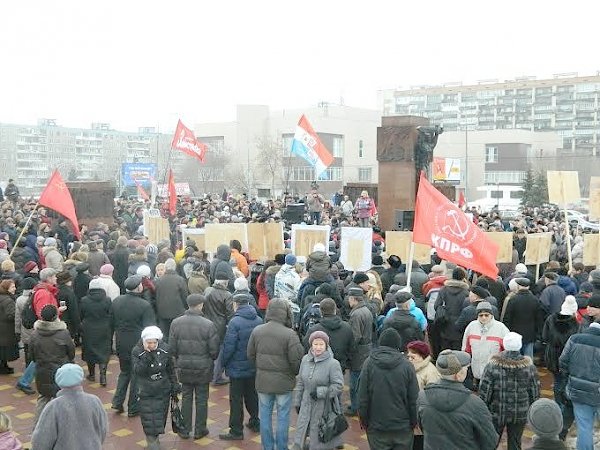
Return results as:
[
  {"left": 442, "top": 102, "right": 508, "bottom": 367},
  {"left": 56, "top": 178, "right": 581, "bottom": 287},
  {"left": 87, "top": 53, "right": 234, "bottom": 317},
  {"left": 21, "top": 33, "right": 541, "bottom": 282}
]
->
[
  {"left": 301, "top": 303, "right": 322, "bottom": 336},
  {"left": 21, "top": 291, "right": 37, "bottom": 329}
]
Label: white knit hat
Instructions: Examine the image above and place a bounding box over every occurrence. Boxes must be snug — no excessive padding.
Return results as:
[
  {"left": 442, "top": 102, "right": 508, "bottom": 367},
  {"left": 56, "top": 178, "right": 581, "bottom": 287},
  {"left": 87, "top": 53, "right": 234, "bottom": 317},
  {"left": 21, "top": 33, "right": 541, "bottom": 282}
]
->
[
  {"left": 503, "top": 332, "right": 523, "bottom": 352},
  {"left": 560, "top": 295, "right": 578, "bottom": 316},
  {"left": 141, "top": 326, "right": 163, "bottom": 342}
]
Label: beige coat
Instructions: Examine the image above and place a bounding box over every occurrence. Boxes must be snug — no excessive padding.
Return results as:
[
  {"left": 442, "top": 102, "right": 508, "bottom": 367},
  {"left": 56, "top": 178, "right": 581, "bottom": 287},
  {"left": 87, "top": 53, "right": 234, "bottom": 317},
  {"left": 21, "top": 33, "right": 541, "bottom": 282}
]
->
[{"left": 413, "top": 356, "right": 440, "bottom": 390}]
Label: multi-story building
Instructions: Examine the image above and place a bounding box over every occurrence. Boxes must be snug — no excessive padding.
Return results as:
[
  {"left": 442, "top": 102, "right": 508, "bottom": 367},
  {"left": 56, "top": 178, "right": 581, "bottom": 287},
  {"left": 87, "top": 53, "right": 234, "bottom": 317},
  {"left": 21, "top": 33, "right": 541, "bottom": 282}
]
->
[
  {"left": 194, "top": 104, "right": 380, "bottom": 198},
  {"left": 0, "top": 120, "right": 179, "bottom": 196},
  {"left": 379, "top": 73, "right": 600, "bottom": 189}
]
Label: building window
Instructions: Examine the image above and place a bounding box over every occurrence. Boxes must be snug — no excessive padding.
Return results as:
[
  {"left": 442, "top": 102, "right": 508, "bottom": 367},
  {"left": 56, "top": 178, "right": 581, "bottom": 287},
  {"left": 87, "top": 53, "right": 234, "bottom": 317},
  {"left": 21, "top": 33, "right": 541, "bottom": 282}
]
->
[
  {"left": 358, "top": 167, "right": 372, "bottom": 182},
  {"left": 485, "top": 146, "right": 498, "bottom": 163},
  {"left": 359, "top": 140, "right": 364, "bottom": 158},
  {"left": 490, "top": 190, "right": 502, "bottom": 199},
  {"left": 332, "top": 136, "right": 344, "bottom": 157},
  {"left": 510, "top": 191, "right": 523, "bottom": 199}
]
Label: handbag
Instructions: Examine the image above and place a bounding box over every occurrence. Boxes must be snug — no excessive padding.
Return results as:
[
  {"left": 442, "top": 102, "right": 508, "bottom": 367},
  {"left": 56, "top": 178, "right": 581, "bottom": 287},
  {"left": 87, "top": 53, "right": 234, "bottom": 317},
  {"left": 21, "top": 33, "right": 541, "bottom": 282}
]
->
[
  {"left": 170, "top": 396, "right": 186, "bottom": 434},
  {"left": 317, "top": 397, "right": 348, "bottom": 443},
  {"left": 434, "top": 300, "right": 447, "bottom": 325}
]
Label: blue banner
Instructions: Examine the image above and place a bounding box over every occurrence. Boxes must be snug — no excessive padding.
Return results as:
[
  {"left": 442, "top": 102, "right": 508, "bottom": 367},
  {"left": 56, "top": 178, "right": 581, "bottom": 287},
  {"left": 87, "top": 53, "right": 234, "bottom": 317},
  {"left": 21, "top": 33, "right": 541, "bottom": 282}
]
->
[{"left": 121, "top": 163, "right": 157, "bottom": 187}]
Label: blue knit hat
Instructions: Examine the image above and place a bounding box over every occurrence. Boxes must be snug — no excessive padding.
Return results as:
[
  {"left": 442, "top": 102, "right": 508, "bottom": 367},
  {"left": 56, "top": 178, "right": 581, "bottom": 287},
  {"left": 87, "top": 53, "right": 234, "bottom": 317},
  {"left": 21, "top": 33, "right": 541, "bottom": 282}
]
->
[
  {"left": 55, "top": 363, "right": 84, "bottom": 388},
  {"left": 285, "top": 254, "right": 297, "bottom": 266}
]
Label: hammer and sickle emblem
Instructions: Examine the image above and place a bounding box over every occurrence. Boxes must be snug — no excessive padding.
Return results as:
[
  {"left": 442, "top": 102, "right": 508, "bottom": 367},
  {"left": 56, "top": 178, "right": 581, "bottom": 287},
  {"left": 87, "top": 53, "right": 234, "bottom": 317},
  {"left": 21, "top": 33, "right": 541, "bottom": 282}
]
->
[{"left": 441, "top": 210, "right": 470, "bottom": 241}]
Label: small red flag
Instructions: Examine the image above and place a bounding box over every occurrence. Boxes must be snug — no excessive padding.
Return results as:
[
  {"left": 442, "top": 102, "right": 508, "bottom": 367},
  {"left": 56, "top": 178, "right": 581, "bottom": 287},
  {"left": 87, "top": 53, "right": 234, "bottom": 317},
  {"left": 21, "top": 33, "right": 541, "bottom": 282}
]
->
[
  {"left": 171, "top": 119, "right": 207, "bottom": 163},
  {"left": 458, "top": 191, "right": 466, "bottom": 208},
  {"left": 168, "top": 169, "right": 177, "bottom": 216},
  {"left": 133, "top": 178, "right": 150, "bottom": 201},
  {"left": 38, "top": 170, "right": 81, "bottom": 241},
  {"left": 413, "top": 172, "right": 498, "bottom": 278}
]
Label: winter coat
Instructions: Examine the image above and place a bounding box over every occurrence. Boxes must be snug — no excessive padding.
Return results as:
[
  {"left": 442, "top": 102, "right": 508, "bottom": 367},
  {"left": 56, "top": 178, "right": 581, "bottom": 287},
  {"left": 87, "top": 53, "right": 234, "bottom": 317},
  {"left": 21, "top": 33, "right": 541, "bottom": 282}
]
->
[
  {"left": 14, "top": 289, "right": 34, "bottom": 345},
  {"left": 127, "top": 253, "right": 149, "bottom": 277},
  {"left": 109, "top": 246, "right": 130, "bottom": 293},
  {"left": 434, "top": 279, "right": 470, "bottom": 342},
  {"left": 382, "top": 309, "right": 424, "bottom": 351},
  {"left": 80, "top": 288, "right": 113, "bottom": 364},
  {"left": 303, "top": 315, "right": 355, "bottom": 371},
  {"left": 479, "top": 351, "right": 540, "bottom": 425},
  {"left": 132, "top": 341, "right": 177, "bottom": 436},
  {"left": 11, "top": 246, "right": 33, "bottom": 271},
  {"left": 380, "top": 267, "right": 404, "bottom": 296},
  {"left": 412, "top": 356, "right": 440, "bottom": 390},
  {"left": 348, "top": 300, "right": 374, "bottom": 371},
  {"left": 385, "top": 299, "right": 428, "bottom": 331},
  {"left": 559, "top": 324, "right": 600, "bottom": 406},
  {"left": 111, "top": 292, "right": 156, "bottom": 361},
  {"left": 32, "top": 282, "right": 60, "bottom": 320},
  {"left": 306, "top": 251, "right": 331, "bottom": 282},
  {"left": 209, "top": 245, "right": 235, "bottom": 292},
  {"left": 73, "top": 270, "right": 91, "bottom": 302},
  {"left": 0, "top": 292, "right": 17, "bottom": 357},
  {"left": 256, "top": 272, "right": 269, "bottom": 310},
  {"left": 417, "top": 379, "right": 499, "bottom": 450},
  {"left": 264, "top": 264, "right": 281, "bottom": 300},
  {"left": 203, "top": 284, "right": 234, "bottom": 343},
  {"left": 293, "top": 349, "right": 344, "bottom": 450},
  {"left": 154, "top": 270, "right": 188, "bottom": 320},
  {"left": 43, "top": 246, "right": 64, "bottom": 272},
  {"left": 354, "top": 197, "right": 374, "bottom": 219},
  {"left": 462, "top": 318, "right": 510, "bottom": 379},
  {"left": 187, "top": 270, "right": 209, "bottom": 295},
  {"left": 95, "top": 274, "right": 121, "bottom": 300},
  {"left": 231, "top": 248, "right": 249, "bottom": 277},
  {"left": 503, "top": 289, "right": 543, "bottom": 344},
  {"left": 247, "top": 299, "right": 304, "bottom": 394},
  {"left": 222, "top": 304, "right": 263, "bottom": 378},
  {"left": 87, "top": 250, "right": 110, "bottom": 277},
  {"left": 31, "top": 386, "right": 107, "bottom": 450},
  {"left": 539, "top": 282, "right": 566, "bottom": 316},
  {"left": 0, "top": 431, "right": 21, "bottom": 450},
  {"left": 394, "top": 268, "right": 429, "bottom": 304},
  {"left": 359, "top": 346, "right": 419, "bottom": 432},
  {"left": 28, "top": 320, "right": 75, "bottom": 397},
  {"left": 274, "top": 264, "right": 301, "bottom": 302},
  {"left": 168, "top": 309, "right": 219, "bottom": 384},
  {"left": 542, "top": 313, "right": 580, "bottom": 374},
  {"left": 57, "top": 284, "right": 81, "bottom": 338}
]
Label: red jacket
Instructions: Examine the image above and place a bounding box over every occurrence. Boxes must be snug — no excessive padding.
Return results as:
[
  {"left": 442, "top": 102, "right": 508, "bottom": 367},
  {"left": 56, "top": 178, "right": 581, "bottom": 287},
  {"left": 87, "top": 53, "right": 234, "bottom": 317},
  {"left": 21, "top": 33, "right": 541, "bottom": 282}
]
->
[
  {"left": 422, "top": 275, "right": 448, "bottom": 297},
  {"left": 32, "top": 282, "right": 60, "bottom": 319},
  {"left": 256, "top": 272, "right": 269, "bottom": 310}
]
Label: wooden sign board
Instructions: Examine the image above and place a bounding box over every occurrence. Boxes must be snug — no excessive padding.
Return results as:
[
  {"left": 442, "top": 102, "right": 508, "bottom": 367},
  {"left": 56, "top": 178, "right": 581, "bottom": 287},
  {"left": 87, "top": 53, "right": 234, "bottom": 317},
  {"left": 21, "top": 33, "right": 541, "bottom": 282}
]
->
[
  {"left": 143, "top": 214, "right": 170, "bottom": 245},
  {"left": 205, "top": 223, "right": 248, "bottom": 253},
  {"left": 246, "top": 222, "right": 284, "bottom": 261},
  {"left": 291, "top": 225, "right": 330, "bottom": 261},
  {"left": 547, "top": 171, "right": 580, "bottom": 206},
  {"left": 589, "top": 176, "right": 600, "bottom": 220},
  {"left": 385, "top": 231, "right": 431, "bottom": 264},
  {"left": 339, "top": 227, "right": 373, "bottom": 272},
  {"left": 182, "top": 227, "right": 206, "bottom": 253},
  {"left": 524, "top": 232, "right": 552, "bottom": 265},
  {"left": 485, "top": 232, "right": 513, "bottom": 263},
  {"left": 583, "top": 234, "right": 600, "bottom": 267}
]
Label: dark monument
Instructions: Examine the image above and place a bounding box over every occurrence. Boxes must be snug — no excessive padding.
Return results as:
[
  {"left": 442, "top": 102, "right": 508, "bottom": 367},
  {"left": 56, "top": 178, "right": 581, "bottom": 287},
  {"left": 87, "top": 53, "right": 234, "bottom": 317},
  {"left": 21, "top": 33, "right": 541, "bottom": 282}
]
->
[{"left": 67, "top": 181, "right": 116, "bottom": 226}]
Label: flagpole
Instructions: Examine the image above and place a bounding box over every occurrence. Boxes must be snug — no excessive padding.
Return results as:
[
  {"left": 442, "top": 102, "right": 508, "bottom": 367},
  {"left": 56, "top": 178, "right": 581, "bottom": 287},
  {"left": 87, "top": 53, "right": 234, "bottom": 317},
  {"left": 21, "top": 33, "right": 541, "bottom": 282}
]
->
[
  {"left": 405, "top": 241, "right": 415, "bottom": 290},
  {"left": 10, "top": 202, "right": 39, "bottom": 257}
]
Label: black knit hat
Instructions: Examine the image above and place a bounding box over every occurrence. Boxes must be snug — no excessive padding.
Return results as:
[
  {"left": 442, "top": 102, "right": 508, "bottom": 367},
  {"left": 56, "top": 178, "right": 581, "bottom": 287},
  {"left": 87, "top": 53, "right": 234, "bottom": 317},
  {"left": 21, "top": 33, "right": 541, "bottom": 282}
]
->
[
  {"left": 41, "top": 304, "right": 58, "bottom": 322},
  {"left": 470, "top": 286, "right": 489, "bottom": 299},
  {"left": 379, "top": 328, "right": 402, "bottom": 350},
  {"left": 353, "top": 272, "right": 369, "bottom": 284}
]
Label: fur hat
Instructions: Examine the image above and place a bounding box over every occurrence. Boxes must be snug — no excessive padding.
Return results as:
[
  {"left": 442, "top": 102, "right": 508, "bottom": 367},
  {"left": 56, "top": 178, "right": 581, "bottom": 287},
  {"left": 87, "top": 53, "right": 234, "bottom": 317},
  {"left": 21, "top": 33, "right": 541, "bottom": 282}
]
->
[
  {"left": 141, "top": 326, "right": 163, "bottom": 342},
  {"left": 503, "top": 332, "right": 523, "bottom": 352},
  {"left": 234, "top": 277, "right": 249, "bottom": 291},
  {"left": 308, "top": 330, "right": 329, "bottom": 347}
]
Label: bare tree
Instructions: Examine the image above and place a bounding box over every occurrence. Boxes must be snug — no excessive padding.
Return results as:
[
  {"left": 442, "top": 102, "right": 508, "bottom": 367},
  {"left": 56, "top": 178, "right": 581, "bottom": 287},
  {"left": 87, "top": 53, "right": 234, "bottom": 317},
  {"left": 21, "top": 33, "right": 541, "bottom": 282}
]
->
[{"left": 255, "top": 136, "right": 284, "bottom": 196}]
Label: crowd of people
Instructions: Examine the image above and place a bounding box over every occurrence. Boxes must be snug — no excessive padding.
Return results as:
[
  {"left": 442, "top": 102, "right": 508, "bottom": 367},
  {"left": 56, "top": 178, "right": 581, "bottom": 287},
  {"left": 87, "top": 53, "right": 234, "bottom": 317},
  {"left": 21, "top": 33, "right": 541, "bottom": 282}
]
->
[{"left": 0, "top": 182, "right": 598, "bottom": 450}]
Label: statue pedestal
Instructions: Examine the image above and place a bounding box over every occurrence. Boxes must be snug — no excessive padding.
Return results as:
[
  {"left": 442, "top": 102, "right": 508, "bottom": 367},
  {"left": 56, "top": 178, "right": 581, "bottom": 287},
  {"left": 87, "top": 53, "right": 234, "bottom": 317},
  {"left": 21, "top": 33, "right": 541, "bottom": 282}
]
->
[{"left": 377, "top": 116, "right": 430, "bottom": 231}]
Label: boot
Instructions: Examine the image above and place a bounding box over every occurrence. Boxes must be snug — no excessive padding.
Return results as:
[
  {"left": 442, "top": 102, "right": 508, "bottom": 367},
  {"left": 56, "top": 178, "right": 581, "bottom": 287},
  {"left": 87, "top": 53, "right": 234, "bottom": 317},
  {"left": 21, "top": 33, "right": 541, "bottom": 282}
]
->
[
  {"left": 87, "top": 363, "right": 95, "bottom": 382},
  {"left": 99, "top": 364, "right": 107, "bottom": 387}
]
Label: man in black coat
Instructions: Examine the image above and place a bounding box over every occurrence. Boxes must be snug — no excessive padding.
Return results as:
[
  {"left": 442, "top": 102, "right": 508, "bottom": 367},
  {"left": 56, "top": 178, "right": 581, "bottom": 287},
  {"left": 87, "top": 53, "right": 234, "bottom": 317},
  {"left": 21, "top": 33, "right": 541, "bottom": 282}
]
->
[
  {"left": 169, "top": 294, "right": 219, "bottom": 440},
  {"left": 109, "top": 236, "right": 131, "bottom": 294},
  {"left": 382, "top": 292, "right": 424, "bottom": 351},
  {"left": 154, "top": 258, "right": 189, "bottom": 341},
  {"left": 502, "top": 278, "right": 542, "bottom": 359},
  {"left": 111, "top": 275, "right": 156, "bottom": 416},
  {"left": 434, "top": 268, "right": 470, "bottom": 350},
  {"left": 359, "top": 328, "right": 419, "bottom": 449},
  {"left": 302, "top": 298, "right": 354, "bottom": 371}
]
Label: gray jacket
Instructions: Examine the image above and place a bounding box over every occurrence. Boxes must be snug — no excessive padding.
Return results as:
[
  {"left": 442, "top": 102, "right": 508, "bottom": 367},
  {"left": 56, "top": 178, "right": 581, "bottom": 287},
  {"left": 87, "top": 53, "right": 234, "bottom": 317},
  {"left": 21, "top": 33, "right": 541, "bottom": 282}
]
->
[
  {"left": 349, "top": 301, "right": 373, "bottom": 371},
  {"left": 203, "top": 283, "right": 234, "bottom": 343},
  {"left": 154, "top": 270, "right": 189, "bottom": 320},
  {"left": 293, "top": 349, "right": 344, "bottom": 449},
  {"left": 247, "top": 299, "right": 304, "bottom": 394}
]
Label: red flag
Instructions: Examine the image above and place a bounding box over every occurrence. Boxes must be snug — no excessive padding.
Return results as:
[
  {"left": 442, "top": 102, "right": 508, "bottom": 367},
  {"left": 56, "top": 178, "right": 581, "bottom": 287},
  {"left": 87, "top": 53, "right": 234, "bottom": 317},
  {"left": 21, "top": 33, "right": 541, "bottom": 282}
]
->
[
  {"left": 133, "top": 178, "right": 150, "bottom": 201},
  {"left": 413, "top": 172, "right": 498, "bottom": 278},
  {"left": 171, "top": 119, "right": 207, "bottom": 163},
  {"left": 168, "top": 169, "right": 177, "bottom": 216},
  {"left": 458, "top": 191, "right": 466, "bottom": 208},
  {"left": 38, "top": 170, "right": 81, "bottom": 241}
]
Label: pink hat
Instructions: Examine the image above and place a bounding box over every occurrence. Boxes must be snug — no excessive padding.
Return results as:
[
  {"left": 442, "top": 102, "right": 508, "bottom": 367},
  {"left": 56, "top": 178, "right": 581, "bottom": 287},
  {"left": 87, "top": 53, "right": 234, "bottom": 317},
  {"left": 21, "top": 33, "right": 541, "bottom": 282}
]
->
[
  {"left": 23, "top": 261, "right": 38, "bottom": 273},
  {"left": 0, "top": 240, "right": 7, "bottom": 250},
  {"left": 100, "top": 264, "right": 114, "bottom": 275}
]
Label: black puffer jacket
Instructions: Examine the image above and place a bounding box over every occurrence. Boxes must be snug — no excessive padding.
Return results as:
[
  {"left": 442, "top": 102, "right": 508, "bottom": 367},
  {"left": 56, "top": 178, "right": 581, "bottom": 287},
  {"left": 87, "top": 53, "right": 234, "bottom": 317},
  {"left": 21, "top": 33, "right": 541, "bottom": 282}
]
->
[
  {"left": 80, "top": 288, "right": 113, "bottom": 364},
  {"left": 542, "top": 313, "right": 580, "bottom": 374},
  {"left": 28, "top": 320, "right": 75, "bottom": 397},
  {"left": 382, "top": 310, "right": 424, "bottom": 351},
  {"left": 434, "top": 279, "right": 469, "bottom": 342},
  {"left": 168, "top": 309, "right": 219, "bottom": 384},
  {"left": 303, "top": 315, "right": 355, "bottom": 371},
  {"left": 111, "top": 292, "right": 156, "bottom": 361},
  {"left": 132, "top": 341, "right": 177, "bottom": 436},
  {"left": 359, "top": 345, "right": 419, "bottom": 432},
  {"left": 57, "top": 284, "right": 81, "bottom": 338},
  {"left": 503, "top": 289, "right": 543, "bottom": 344}
]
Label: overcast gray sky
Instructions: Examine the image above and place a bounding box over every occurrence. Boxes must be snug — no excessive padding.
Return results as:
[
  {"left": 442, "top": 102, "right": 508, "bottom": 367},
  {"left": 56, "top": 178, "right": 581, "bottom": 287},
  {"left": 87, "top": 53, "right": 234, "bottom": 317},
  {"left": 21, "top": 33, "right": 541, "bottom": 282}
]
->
[{"left": 1, "top": 0, "right": 598, "bottom": 132}]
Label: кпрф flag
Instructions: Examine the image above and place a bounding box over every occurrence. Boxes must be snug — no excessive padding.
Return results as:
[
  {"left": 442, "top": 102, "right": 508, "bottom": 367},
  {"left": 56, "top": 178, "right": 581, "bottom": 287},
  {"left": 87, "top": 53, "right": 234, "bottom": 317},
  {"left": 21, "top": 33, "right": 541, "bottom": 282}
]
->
[
  {"left": 38, "top": 170, "right": 81, "bottom": 240},
  {"left": 413, "top": 172, "right": 498, "bottom": 278},
  {"left": 171, "top": 119, "right": 207, "bottom": 163},
  {"left": 291, "top": 115, "right": 334, "bottom": 179}
]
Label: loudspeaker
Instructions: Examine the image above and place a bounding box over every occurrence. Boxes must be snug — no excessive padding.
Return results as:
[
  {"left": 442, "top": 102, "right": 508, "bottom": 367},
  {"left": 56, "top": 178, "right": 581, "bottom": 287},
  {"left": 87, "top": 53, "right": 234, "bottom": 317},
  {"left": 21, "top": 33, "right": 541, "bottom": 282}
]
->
[
  {"left": 394, "top": 210, "right": 414, "bottom": 231},
  {"left": 283, "top": 204, "right": 305, "bottom": 224}
]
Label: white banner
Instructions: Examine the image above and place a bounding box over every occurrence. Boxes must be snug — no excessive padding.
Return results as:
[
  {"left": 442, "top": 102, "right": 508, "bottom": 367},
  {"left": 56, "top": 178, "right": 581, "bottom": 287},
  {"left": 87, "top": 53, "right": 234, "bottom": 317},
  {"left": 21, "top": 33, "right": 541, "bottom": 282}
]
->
[
  {"left": 157, "top": 182, "right": 191, "bottom": 196},
  {"left": 339, "top": 227, "right": 373, "bottom": 272}
]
